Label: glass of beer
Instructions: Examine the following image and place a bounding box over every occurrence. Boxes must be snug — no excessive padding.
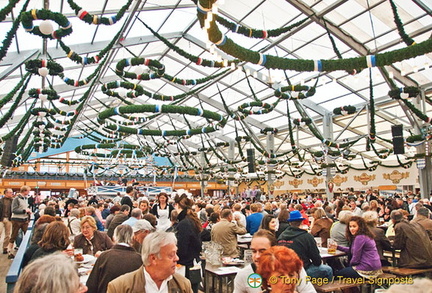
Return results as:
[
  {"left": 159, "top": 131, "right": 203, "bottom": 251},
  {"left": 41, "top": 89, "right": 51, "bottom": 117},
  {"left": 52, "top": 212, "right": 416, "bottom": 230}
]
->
[{"left": 327, "top": 239, "right": 337, "bottom": 255}]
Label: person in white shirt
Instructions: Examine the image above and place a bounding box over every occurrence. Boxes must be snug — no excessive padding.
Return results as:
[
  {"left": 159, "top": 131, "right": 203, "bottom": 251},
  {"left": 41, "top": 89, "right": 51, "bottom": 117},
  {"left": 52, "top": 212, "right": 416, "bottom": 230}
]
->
[
  {"left": 233, "top": 203, "right": 246, "bottom": 227},
  {"left": 107, "top": 231, "right": 192, "bottom": 293},
  {"left": 234, "top": 229, "right": 316, "bottom": 293}
]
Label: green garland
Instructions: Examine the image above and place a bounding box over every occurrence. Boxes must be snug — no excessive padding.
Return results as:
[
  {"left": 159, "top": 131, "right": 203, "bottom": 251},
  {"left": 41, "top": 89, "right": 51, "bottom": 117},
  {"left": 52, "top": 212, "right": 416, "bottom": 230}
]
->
[
  {"left": 388, "top": 86, "right": 420, "bottom": 99},
  {"left": 139, "top": 19, "right": 239, "bottom": 68},
  {"left": 21, "top": 9, "right": 72, "bottom": 40},
  {"left": 333, "top": 105, "right": 356, "bottom": 115},
  {"left": 237, "top": 100, "right": 275, "bottom": 115},
  {"left": 0, "top": 0, "right": 20, "bottom": 21},
  {"left": 197, "top": 0, "right": 432, "bottom": 72},
  {"left": 58, "top": 28, "right": 122, "bottom": 65},
  {"left": 0, "top": 73, "right": 31, "bottom": 109},
  {"left": 67, "top": 0, "right": 132, "bottom": 25},
  {"left": 274, "top": 85, "right": 316, "bottom": 100},
  {"left": 406, "top": 134, "right": 424, "bottom": 143},
  {"left": 0, "top": 76, "right": 31, "bottom": 129},
  {"left": 28, "top": 88, "right": 60, "bottom": 101},
  {"left": 98, "top": 104, "right": 227, "bottom": 137},
  {"left": 292, "top": 118, "right": 312, "bottom": 125},
  {"left": 25, "top": 59, "right": 64, "bottom": 76},
  {"left": 260, "top": 127, "right": 278, "bottom": 134},
  {"left": 215, "top": 14, "right": 309, "bottom": 39},
  {"left": 388, "top": 0, "right": 415, "bottom": 46},
  {"left": 1, "top": 0, "right": 31, "bottom": 62},
  {"left": 30, "top": 107, "right": 57, "bottom": 117},
  {"left": 101, "top": 80, "right": 202, "bottom": 102}
]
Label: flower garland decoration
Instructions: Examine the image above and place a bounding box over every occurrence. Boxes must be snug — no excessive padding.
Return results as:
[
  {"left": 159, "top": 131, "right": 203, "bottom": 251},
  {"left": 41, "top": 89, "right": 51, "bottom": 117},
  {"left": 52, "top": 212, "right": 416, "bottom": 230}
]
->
[
  {"left": 67, "top": 0, "right": 133, "bottom": 25},
  {"left": 28, "top": 88, "right": 60, "bottom": 101},
  {"left": 333, "top": 105, "right": 356, "bottom": 116},
  {"left": 21, "top": 9, "right": 73, "bottom": 40},
  {"left": 101, "top": 80, "right": 203, "bottom": 102},
  {"left": 116, "top": 57, "right": 232, "bottom": 86},
  {"left": 30, "top": 107, "right": 57, "bottom": 117},
  {"left": 274, "top": 85, "right": 316, "bottom": 100},
  {"left": 388, "top": 87, "right": 420, "bottom": 99},
  {"left": 75, "top": 143, "right": 150, "bottom": 158},
  {"left": 237, "top": 100, "right": 275, "bottom": 115},
  {"left": 25, "top": 59, "right": 64, "bottom": 76},
  {"left": 98, "top": 104, "right": 227, "bottom": 137},
  {"left": 215, "top": 14, "right": 309, "bottom": 39},
  {"left": 116, "top": 58, "right": 165, "bottom": 79},
  {"left": 140, "top": 19, "right": 238, "bottom": 68},
  {"left": 197, "top": 0, "right": 432, "bottom": 72}
]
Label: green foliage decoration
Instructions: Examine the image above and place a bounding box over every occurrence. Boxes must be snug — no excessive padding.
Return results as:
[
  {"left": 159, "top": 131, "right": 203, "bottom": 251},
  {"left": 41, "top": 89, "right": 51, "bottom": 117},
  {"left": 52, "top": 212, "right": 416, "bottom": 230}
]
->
[{"left": 21, "top": 9, "right": 72, "bottom": 39}]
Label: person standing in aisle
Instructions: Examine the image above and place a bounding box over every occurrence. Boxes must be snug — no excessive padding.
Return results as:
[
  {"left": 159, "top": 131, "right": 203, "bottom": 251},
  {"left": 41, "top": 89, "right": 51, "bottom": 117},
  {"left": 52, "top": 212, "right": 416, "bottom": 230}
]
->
[
  {"left": 173, "top": 193, "right": 202, "bottom": 293},
  {"left": 0, "top": 188, "right": 14, "bottom": 255},
  {"left": 8, "top": 185, "right": 31, "bottom": 259}
]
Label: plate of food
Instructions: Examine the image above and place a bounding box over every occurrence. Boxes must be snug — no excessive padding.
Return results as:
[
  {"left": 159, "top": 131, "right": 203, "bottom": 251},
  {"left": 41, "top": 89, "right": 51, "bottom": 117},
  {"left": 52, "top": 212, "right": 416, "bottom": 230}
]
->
[{"left": 74, "top": 254, "right": 95, "bottom": 264}]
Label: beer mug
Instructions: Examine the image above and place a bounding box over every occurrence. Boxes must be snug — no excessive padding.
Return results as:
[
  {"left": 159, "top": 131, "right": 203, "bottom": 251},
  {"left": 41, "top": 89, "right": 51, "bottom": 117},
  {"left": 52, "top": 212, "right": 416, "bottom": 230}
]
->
[
  {"left": 244, "top": 249, "right": 253, "bottom": 264},
  {"left": 327, "top": 239, "right": 337, "bottom": 254}
]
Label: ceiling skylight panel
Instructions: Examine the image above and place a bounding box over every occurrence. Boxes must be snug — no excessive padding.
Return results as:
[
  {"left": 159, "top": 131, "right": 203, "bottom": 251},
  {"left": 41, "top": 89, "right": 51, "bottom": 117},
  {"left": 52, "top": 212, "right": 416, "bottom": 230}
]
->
[
  {"left": 325, "top": 1, "right": 365, "bottom": 25},
  {"left": 158, "top": 7, "right": 197, "bottom": 34}
]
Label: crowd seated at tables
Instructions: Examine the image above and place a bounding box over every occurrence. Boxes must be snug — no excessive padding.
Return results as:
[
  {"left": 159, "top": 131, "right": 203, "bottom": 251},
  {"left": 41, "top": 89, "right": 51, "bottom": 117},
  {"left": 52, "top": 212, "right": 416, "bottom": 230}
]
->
[{"left": 4, "top": 184, "right": 432, "bottom": 293}]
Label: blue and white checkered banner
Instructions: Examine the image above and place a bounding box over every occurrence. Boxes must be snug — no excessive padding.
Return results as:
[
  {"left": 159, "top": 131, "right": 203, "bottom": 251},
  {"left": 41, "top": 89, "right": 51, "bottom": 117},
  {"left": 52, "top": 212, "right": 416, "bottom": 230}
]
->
[{"left": 417, "top": 158, "right": 426, "bottom": 169}]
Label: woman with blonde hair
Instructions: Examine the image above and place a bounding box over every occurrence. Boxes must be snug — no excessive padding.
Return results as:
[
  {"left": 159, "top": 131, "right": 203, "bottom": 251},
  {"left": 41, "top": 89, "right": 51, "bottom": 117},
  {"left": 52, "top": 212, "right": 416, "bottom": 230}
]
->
[
  {"left": 73, "top": 216, "right": 113, "bottom": 256},
  {"left": 363, "top": 211, "right": 393, "bottom": 266},
  {"left": 311, "top": 208, "right": 333, "bottom": 247}
]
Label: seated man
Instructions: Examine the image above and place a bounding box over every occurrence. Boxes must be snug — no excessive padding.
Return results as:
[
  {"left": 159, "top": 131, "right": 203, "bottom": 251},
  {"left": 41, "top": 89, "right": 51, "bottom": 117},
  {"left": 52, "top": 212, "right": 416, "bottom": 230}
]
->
[
  {"left": 412, "top": 207, "right": 432, "bottom": 240},
  {"left": 391, "top": 209, "right": 432, "bottom": 268},
  {"left": 107, "top": 231, "right": 192, "bottom": 293},
  {"left": 278, "top": 210, "right": 333, "bottom": 280}
]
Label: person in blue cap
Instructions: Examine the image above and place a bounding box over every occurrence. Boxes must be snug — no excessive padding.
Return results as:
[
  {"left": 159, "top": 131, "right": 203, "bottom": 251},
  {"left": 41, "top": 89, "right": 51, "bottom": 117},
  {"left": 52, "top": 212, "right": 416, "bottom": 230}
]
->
[{"left": 277, "top": 210, "right": 333, "bottom": 281}]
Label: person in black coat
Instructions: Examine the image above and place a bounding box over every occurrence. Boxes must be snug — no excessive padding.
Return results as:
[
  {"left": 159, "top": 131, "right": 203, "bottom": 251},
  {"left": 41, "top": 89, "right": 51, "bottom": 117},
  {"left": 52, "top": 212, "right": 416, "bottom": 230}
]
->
[
  {"left": 121, "top": 186, "right": 134, "bottom": 216},
  {"left": 173, "top": 193, "right": 202, "bottom": 293}
]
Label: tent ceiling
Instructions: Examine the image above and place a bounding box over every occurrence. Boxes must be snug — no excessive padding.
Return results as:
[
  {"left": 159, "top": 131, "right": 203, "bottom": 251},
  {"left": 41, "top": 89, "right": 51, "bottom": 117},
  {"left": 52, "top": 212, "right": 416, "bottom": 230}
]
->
[{"left": 0, "top": 0, "right": 431, "bottom": 176}]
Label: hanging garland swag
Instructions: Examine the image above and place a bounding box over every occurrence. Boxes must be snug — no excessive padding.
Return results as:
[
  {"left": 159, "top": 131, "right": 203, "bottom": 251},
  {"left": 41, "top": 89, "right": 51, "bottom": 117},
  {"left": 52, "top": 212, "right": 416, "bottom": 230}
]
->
[
  {"left": 98, "top": 104, "right": 227, "bottom": 137},
  {"left": 67, "top": 0, "right": 133, "bottom": 25},
  {"left": 25, "top": 59, "right": 64, "bottom": 76},
  {"left": 21, "top": 9, "right": 73, "bottom": 39}
]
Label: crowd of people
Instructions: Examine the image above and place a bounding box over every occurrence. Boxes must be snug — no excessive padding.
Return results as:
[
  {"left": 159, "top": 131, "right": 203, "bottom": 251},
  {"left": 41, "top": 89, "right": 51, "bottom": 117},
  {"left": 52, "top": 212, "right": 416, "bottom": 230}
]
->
[{"left": 1, "top": 185, "right": 432, "bottom": 292}]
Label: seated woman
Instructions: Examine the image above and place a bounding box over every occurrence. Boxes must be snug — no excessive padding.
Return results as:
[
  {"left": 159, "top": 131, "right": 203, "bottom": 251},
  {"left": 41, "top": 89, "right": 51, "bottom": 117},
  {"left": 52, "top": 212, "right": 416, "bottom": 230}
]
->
[
  {"left": 335, "top": 216, "right": 382, "bottom": 280},
  {"left": 73, "top": 216, "right": 113, "bottom": 256},
  {"left": 260, "top": 214, "right": 279, "bottom": 235},
  {"left": 257, "top": 246, "right": 303, "bottom": 293},
  {"left": 14, "top": 253, "right": 87, "bottom": 293},
  {"left": 311, "top": 208, "right": 333, "bottom": 247},
  {"left": 29, "top": 221, "right": 71, "bottom": 264},
  {"left": 363, "top": 211, "right": 393, "bottom": 266}
]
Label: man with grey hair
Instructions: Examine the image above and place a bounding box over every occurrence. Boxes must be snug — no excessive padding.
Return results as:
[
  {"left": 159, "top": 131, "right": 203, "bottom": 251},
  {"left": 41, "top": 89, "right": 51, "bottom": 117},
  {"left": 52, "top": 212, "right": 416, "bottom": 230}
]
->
[
  {"left": 66, "top": 208, "right": 81, "bottom": 236},
  {"left": 391, "top": 209, "right": 432, "bottom": 268},
  {"left": 122, "top": 208, "right": 142, "bottom": 227},
  {"left": 412, "top": 207, "right": 432, "bottom": 240},
  {"left": 132, "top": 219, "right": 154, "bottom": 253},
  {"left": 87, "top": 225, "right": 143, "bottom": 293},
  {"left": 107, "top": 231, "right": 192, "bottom": 293}
]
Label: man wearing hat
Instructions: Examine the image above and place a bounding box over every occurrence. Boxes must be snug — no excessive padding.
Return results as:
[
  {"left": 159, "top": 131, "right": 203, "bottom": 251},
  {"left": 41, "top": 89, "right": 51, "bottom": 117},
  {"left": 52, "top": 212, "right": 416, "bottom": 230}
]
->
[
  {"left": 132, "top": 219, "right": 155, "bottom": 253},
  {"left": 277, "top": 210, "right": 333, "bottom": 280}
]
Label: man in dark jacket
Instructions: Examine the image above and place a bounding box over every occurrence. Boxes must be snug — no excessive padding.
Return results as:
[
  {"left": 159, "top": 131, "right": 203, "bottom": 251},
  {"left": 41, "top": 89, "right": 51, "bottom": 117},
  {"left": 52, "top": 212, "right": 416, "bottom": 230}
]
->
[
  {"left": 0, "top": 188, "right": 14, "bottom": 254},
  {"left": 107, "top": 205, "right": 130, "bottom": 239},
  {"left": 121, "top": 186, "right": 134, "bottom": 216},
  {"left": 277, "top": 210, "right": 333, "bottom": 280},
  {"left": 391, "top": 209, "right": 432, "bottom": 268}
]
